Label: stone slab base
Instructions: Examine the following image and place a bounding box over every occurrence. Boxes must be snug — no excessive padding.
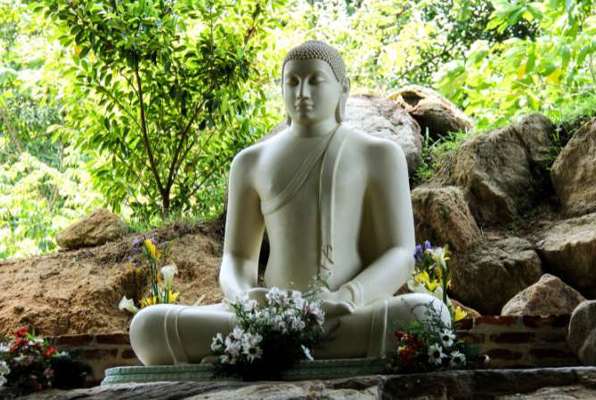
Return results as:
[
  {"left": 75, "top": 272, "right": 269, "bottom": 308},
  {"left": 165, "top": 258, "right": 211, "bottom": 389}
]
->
[{"left": 102, "top": 358, "right": 388, "bottom": 384}]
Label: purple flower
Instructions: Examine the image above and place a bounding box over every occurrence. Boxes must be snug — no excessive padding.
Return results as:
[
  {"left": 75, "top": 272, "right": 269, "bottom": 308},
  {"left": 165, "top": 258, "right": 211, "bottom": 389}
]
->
[
  {"left": 424, "top": 240, "right": 432, "bottom": 251},
  {"left": 414, "top": 244, "right": 424, "bottom": 263}
]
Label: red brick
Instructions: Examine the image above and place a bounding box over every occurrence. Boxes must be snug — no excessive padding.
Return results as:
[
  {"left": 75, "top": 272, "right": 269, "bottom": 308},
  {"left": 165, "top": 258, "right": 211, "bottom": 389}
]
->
[
  {"left": 120, "top": 349, "right": 138, "bottom": 360},
  {"left": 536, "top": 332, "right": 568, "bottom": 343},
  {"left": 475, "top": 316, "right": 518, "bottom": 327},
  {"left": 529, "top": 348, "right": 576, "bottom": 359},
  {"left": 489, "top": 332, "right": 535, "bottom": 344},
  {"left": 456, "top": 332, "right": 486, "bottom": 344},
  {"left": 53, "top": 334, "right": 94, "bottom": 347},
  {"left": 522, "top": 315, "right": 570, "bottom": 328},
  {"left": 81, "top": 349, "right": 119, "bottom": 359},
  {"left": 454, "top": 319, "right": 474, "bottom": 330},
  {"left": 96, "top": 333, "right": 130, "bottom": 345},
  {"left": 486, "top": 348, "right": 523, "bottom": 360}
]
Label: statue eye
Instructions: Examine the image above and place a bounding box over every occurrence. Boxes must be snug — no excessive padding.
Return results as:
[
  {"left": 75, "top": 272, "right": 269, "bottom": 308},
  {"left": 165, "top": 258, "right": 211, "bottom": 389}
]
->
[
  {"left": 285, "top": 77, "right": 299, "bottom": 86},
  {"left": 310, "top": 76, "right": 325, "bottom": 84}
]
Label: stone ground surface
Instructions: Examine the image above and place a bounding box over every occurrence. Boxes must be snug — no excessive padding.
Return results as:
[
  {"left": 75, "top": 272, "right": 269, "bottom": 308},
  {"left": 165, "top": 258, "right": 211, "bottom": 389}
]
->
[{"left": 8, "top": 367, "right": 596, "bottom": 400}]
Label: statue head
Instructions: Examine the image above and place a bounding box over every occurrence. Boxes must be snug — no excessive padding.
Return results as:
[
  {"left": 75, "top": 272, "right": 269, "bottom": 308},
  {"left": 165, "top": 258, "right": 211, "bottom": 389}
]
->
[{"left": 281, "top": 40, "right": 350, "bottom": 125}]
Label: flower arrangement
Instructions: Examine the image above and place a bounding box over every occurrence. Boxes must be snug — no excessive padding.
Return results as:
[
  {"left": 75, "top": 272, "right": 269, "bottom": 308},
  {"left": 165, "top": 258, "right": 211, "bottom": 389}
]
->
[
  {"left": 387, "top": 303, "right": 488, "bottom": 373},
  {"left": 210, "top": 288, "right": 325, "bottom": 380},
  {"left": 119, "top": 236, "right": 180, "bottom": 314},
  {"left": 0, "top": 326, "right": 90, "bottom": 396},
  {"left": 409, "top": 240, "right": 467, "bottom": 321}
]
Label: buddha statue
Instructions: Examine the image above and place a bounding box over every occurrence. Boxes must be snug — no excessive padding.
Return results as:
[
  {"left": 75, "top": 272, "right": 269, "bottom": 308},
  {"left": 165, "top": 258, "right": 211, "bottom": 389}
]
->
[{"left": 130, "top": 40, "right": 451, "bottom": 365}]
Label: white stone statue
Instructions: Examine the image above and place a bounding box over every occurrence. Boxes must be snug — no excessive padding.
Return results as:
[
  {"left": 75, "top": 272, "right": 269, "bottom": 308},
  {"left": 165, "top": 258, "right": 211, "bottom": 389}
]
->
[{"left": 130, "top": 40, "right": 451, "bottom": 365}]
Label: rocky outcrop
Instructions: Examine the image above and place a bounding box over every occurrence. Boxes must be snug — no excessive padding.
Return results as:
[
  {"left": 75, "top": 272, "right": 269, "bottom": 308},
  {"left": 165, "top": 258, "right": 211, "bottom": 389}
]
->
[
  {"left": 389, "top": 85, "right": 473, "bottom": 140},
  {"left": 568, "top": 301, "right": 596, "bottom": 365},
  {"left": 501, "top": 274, "right": 586, "bottom": 317},
  {"left": 0, "top": 228, "right": 222, "bottom": 337},
  {"left": 411, "top": 186, "right": 481, "bottom": 252},
  {"left": 343, "top": 95, "right": 422, "bottom": 172},
  {"left": 13, "top": 367, "right": 596, "bottom": 400},
  {"left": 444, "top": 114, "right": 555, "bottom": 226},
  {"left": 536, "top": 212, "right": 596, "bottom": 298},
  {"left": 551, "top": 118, "right": 596, "bottom": 216},
  {"left": 56, "top": 209, "right": 128, "bottom": 250},
  {"left": 450, "top": 237, "right": 542, "bottom": 315}
]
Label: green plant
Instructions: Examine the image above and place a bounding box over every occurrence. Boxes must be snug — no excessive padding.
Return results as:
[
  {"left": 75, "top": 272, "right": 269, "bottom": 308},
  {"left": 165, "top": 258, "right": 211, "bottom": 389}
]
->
[{"left": 37, "top": 0, "right": 286, "bottom": 219}]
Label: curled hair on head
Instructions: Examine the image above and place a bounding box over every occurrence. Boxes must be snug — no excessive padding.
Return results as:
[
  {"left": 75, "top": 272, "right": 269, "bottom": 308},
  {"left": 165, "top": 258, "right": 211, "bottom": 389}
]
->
[
  {"left": 282, "top": 40, "right": 350, "bottom": 123},
  {"left": 282, "top": 40, "right": 348, "bottom": 87}
]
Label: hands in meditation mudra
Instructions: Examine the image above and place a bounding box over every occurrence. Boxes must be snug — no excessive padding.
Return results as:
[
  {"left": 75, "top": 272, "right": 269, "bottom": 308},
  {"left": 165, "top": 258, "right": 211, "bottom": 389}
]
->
[{"left": 130, "top": 41, "right": 451, "bottom": 365}]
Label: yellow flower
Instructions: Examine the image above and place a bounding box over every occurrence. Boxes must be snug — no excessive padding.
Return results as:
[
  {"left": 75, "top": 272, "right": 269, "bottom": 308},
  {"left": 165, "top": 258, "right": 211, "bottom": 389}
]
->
[
  {"left": 414, "top": 271, "right": 440, "bottom": 292},
  {"left": 144, "top": 239, "right": 160, "bottom": 260},
  {"left": 140, "top": 295, "right": 158, "bottom": 308},
  {"left": 453, "top": 305, "right": 468, "bottom": 322},
  {"left": 168, "top": 290, "right": 180, "bottom": 303}
]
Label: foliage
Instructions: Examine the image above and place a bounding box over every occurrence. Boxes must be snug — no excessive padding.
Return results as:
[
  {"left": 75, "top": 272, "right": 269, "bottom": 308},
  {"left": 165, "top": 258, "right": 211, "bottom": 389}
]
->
[
  {"left": 0, "top": 0, "right": 104, "bottom": 260},
  {"left": 387, "top": 303, "right": 487, "bottom": 373},
  {"left": 36, "top": 0, "right": 286, "bottom": 220},
  {"left": 436, "top": 0, "right": 595, "bottom": 130},
  {"left": 0, "top": 326, "right": 90, "bottom": 396},
  {"left": 118, "top": 236, "right": 180, "bottom": 314},
  {"left": 210, "top": 288, "right": 325, "bottom": 380}
]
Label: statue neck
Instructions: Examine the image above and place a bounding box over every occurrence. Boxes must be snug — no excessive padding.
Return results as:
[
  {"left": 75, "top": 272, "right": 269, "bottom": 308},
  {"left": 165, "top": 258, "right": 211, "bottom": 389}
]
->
[{"left": 289, "top": 119, "right": 339, "bottom": 138}]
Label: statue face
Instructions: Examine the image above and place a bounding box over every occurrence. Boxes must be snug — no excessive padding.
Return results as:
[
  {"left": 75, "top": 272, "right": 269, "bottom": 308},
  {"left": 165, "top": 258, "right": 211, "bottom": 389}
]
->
[{"left": 282, "top": 59, "right": 343, "bottom": 126}]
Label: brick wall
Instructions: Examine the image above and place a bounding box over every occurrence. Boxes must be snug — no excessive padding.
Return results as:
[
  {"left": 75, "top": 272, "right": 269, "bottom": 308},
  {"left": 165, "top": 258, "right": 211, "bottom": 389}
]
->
[
  {"left": 454, "top": 315, "right": 577, "bottom": 368},
  {"left": 50, "top": 315, "right": 578, "bottom": 384}
]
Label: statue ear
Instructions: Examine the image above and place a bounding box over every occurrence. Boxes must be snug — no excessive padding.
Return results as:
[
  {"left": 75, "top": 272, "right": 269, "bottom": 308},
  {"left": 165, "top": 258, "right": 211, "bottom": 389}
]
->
[{"left": 335, "top": 78, "right": 350, "bottom": 123}]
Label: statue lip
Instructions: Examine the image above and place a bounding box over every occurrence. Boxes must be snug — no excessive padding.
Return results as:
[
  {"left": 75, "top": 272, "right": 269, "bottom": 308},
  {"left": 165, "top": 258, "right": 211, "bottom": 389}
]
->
[{"left": 295, "top": 101, "right": 314, "bottom": 109}]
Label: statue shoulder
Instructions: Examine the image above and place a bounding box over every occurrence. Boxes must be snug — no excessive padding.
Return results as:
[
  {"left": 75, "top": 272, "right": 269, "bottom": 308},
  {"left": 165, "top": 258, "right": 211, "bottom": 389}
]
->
[{"left": 346, "top": 127, "right": 407, "bottom": 167}]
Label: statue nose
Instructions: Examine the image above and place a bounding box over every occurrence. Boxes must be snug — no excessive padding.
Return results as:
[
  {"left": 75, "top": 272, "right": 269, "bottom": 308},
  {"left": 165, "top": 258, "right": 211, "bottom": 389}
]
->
[{"left": 298, "top": 80, "right": 311, "bottom": 98}]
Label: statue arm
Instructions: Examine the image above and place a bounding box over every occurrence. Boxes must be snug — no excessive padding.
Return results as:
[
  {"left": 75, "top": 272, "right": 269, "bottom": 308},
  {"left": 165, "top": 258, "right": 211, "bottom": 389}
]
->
[
  {"left": 219, "top": 149, "right": 265, "bottom": 301},
  {"left": 339, "top": 141, "right": 416, "bottom": 307}
]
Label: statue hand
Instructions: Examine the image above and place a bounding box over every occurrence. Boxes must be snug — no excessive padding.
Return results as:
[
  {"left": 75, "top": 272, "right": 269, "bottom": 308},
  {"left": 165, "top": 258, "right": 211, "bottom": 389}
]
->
[
  {"left": 246, "top": 287, "right": 269, "bottom": 306},
  {"left": 321, "top": 299, "right": 354, "bottom": 318}
]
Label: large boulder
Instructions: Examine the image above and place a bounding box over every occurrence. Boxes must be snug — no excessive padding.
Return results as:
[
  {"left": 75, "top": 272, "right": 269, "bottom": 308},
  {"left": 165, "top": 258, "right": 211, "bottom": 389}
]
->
[
  {"left": 568, "top": 300, "right": 596, "bottom": 365},
  {"left": 445, "top": 114, "right": 555, "bottom": 226},
  {"left": 450, "top": 237, "right": 542, "bottom": 315},
  {"left": 551, "top": 118, "right": 596, "bottom": 216},
  {"left": 501, "top": 274, "right": 586, "bottom": 317},
  {"left": 271, "top": 95, "right": 423, "bottom": 173},
  {"left": 389, "top": 85, "right": 473, "bottom": 140},
  {"left": 343, "top": 95, "right": 422, "bottom": 172},
  {"left": 56, "top": 208, "right": 128, "bottom": 250},
  {"left": 536, "top": 212, "right": 596, "bottom": 298},
  {"left": 411, "top": 186, "right": 481, "bottom": 252}
]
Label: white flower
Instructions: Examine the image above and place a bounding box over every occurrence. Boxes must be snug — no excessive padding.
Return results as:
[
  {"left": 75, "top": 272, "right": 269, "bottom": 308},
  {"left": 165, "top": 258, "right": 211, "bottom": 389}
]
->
[
  {"left": 0, "top": 360, "right": 9, "bottom": 376},
  {"left": 0, "top": 343, "right": 9, "bottom": 353},
  {"left": 0, "top": 375, "right": 6, "bottom": 387},
  {"left": 271, "top": 315, "right": 288, "bottom": 333},
  {"left": 449, "top": 350, "right": 466, "bottom": 368},
  {"left": 305, "top": 302, "right": 325, "bottom": 326},
  {"left": 440, "top": 329, "right": 456, "bottom": 348},
  {"left": 224, "top": 336, "right": 242, "bottom": 358},
  {"left": 160, "top": 264, "right": 178, "bottom": 288},
  {"left": 266, "top": 287, "right": 290, "bottom": 307},
  {"left": 290, "top": 290, "right": 305, "bottom": 309},
  {"left": 427, "top": 343, "right": 446, "bottom": 366},
  {"left": 230, "top": 327, "right": 245, "bottom": 340},
  {"left": 301, "top": 345, "right": 314, "bottom": 361},
  {"left": 118, "top": 296, "right": 139, "bottom": 314},
  {"left": 210, "top": 333, "right": 224, "bottom": 352},
  {"left": 240, "top": 332, "right": 262, "bottom": 349}
]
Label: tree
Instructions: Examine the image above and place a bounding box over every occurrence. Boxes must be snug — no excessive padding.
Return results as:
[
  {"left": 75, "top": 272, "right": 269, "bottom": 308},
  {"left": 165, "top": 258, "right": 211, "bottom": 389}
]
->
[{"left": 37, "top": 0, "right": 285, "bottom": 219}]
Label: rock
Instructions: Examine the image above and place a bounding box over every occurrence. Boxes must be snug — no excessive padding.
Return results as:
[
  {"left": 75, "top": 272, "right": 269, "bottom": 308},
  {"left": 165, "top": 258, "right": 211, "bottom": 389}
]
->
[
  {"left": 270, "top": 95, "right": 423, "bottom": 173},
  {"left": 411, "top": 186, "right": 481, "bottom": 253},
  {"left": 56, "top": 209, "right": 128, "bottom": 250},
  {"left": 450, "top": 237, "right": 542, "bottom": 315},
  {"left": 568, "top": 300, "right": 596, "bottom": 365},
  {"left": 501, "top": 274, "right": 586, "bottom": 317},
  {"left": 446, "top": 114, "right": 555, "bottom": 226},
  {"left": 389, "top": 85, "right": 473, "bottom": 140},
  {"left": 551, "top": 118, "right": 596, "bottom": 216},
  {"left": 15, "top": 367, "right": 596, "bottom": 400},
  {"left": 536, "top": 212, "right": 596, "bottom": 298}
]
